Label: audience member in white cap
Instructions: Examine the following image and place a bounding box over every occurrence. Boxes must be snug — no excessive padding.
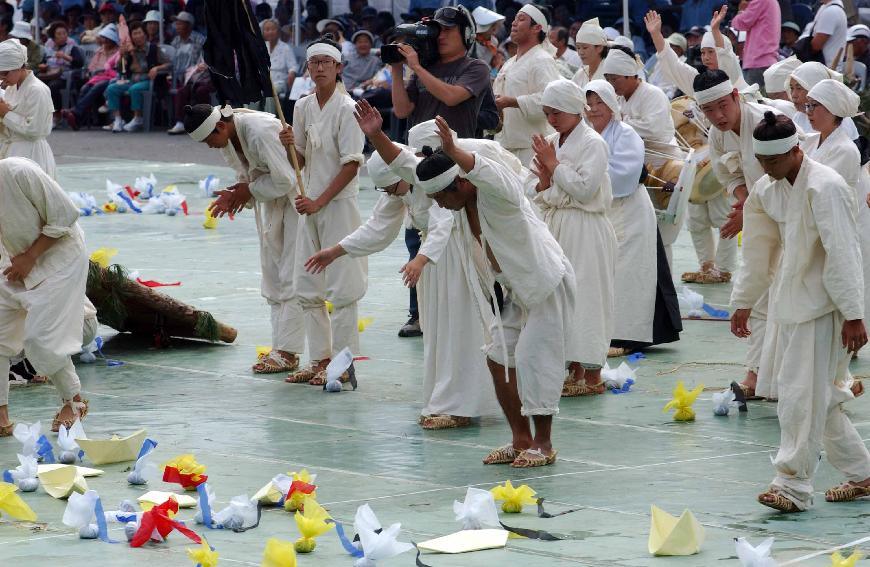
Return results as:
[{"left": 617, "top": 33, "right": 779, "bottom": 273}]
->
[
  {"left": 572, "top": 17, "right": 607, "bottom": 88},
  {"left": 493, "top": 3, "right": 560, "bottom": 166},
  {"left": 8, "top": 21, "right": 42, "bottom": 72},
  {"left": 469, "top": 6, "right": 505, "bottom": 69},
  {"left": 848, "top": 24, "right": 870, "bottom": 78},
  {"left": 0, "top": 39, "right": 56, "bottom": 179}
]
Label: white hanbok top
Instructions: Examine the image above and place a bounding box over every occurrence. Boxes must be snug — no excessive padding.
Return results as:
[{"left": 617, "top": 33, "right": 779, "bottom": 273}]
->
[
  {"left": 801, "top": 123, "right": 865, "bottom": 204},
  {"left": 793, "top": 110, "right": 859, "bottom": 140},
  {"left": 619, "top": 81, "right": 675, "bottom": 145},
  {"left": 571, "top": 62, "right": 604, "bottom": 89},
  {"left": 339, "top": 186, "right": 433, "bottom": 259},
  {"left": 709, "top": 100, "right": 779, "bottom": 195},
  {"left": 292, "top": 87, "right": 365, "bottom": 201},
  {"left": 0, "top": 73, "right": 55, "bottom": 179},
  {"left": 0, "top": 157, "right": 84, "bottom": 290},
  {"left": 493, "top": 43, "right": 561, "bottom": 150},
  {"left": 732, "top": 156, "right": 863, "bottom": 323},
  {"left": 599, "top": 119, "right": 645, "bottom": 198}
]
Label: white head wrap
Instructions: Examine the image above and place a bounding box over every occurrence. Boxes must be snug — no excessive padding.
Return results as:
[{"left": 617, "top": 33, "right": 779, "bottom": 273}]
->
[
  {"left": 542, "top": 78, "right": 588, "bottom": 114},
  {"left": 188, "top": 105, "right": 234, "bottom": 142},
  {"left": 753, "top": 133, "right": 800, "bottom": 156},
  {"left": 585, "top": 79, "right": 620, "bottom": 117},
  {"left": 407, "top": 120, "right": 457, "bottom": 152},
  {"left": 417, "top": 164, "right": 461, "bottom": 195},
  {"left": 603, "top": 27, "right": 620, "bottom": 41},
  {"left": 788, "top": 62, "right": 842, "bottom": 97},
  {"left": 366, "top": 150, "right": 402, "bottom": 188},
  {"left": 695, "top": 79, "right": 735, "bottom": 105},
  {"left": 518, "top": 4, "right": 556, "bottom": 55},
  {"left": 601, "top": 49, "right": 638, "bottom": 76},
  {"left": 0, "top": 39, "right": 27, "bottom": 72},
  {"left": 575, "top": 17, "right": 606, "bottom": 46},
  {"left": 807, "top": 79, "right": 863, "bottom": 118},
  {"left": 610, "top": 35, "right": 633, "bottom": 49},
  {"left": 763, "top": 56, "right": 801, "bottom": 94},
  {"left": 307, "top": 42, "right": 342, "bottom": 63},
  {"left": 700, "top": 31, "right": 716, "bottom": 49}
]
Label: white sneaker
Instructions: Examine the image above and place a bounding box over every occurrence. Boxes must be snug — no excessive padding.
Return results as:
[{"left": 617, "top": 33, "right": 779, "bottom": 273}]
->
[
  {"left": 167, "top": 121, "right": 185, "bottom": 135},
  {"left": 111, "top": 117, "right": 124, "bottom": 133},
  {"left": 97, "top": 104, "right": 108, "bottom": 114},
  {"left": 123, "top": 117, "right": 144, "bottom": 132}
]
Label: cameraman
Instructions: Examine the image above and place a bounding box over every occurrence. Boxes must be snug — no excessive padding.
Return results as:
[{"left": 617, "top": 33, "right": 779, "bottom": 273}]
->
[{"left": 390, "top": 5, "right": 492, "bottom": 138}]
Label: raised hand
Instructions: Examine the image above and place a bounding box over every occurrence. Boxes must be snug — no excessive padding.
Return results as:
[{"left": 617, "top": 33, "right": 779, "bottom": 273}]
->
[
  {"left": 354, "top": 99, "right": 384, "bottom": 137},
  {"left": 434, "top": 115, "right": 456, "bottom": 155},
  {"left": 711, "top": 4, "right": 728, "bottom": 30},
  {"left": 644, "top": 10, "right": 662, "bottom": 37}
]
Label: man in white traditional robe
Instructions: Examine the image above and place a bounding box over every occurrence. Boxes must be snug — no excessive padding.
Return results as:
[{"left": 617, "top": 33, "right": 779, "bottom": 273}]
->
[
  {"left": 185, "top": 104, "right": 304, "bottom": 376},
  {"left": 731, "top": 114, "right": 870, "bottom": 512},
  {"left": 0, "top": 39, "right": 55, "bottom": 178},
  {"left": 493, "top": 3, "right": 560, "bottom": 166},
  {"left": 0, "top": 158, "right": 89, "bottom": 436},
  {"left": 414, "top": 115, "right": 578, "bottom": 468}
]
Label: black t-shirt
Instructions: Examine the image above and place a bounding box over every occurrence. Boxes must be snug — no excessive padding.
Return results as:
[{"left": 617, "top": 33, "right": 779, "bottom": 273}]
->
[{"left": 406, "top": 55, "right": 491, "bottom": 138}]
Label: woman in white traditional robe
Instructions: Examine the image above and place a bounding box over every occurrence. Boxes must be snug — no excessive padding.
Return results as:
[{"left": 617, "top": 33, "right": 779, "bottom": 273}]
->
[
  {"left": 305, "top": 111, "right": 499, "bottom": 428},
  {"left": 788, "top": 62, "right": 860, "bottom": 140},
  {"left": 0, "top": 158, "right": 88, "bottom": 436},
  {"left": 571, "top": 17, "right": 607, "bottom": 88},
  {"left": 585, "top": 79, "right": 681, "bottom": 356},
  {"left": 281, "top": 37, "right": 367, "bottom": 386},
  {"left": 0, "top": 40, "right": 56, "bottom": 179},
  {"left": 761, "top": 57, "right": 801, "bottom": 117},
  {"left": 185, "top": 104, "right": 305, "bottom": 376},
  {"left": 526, "top": 79, "right": 615, "bottom": 396},
  {"left": 732, "top": 112, "right": 870, "bottom": 512},
  {"left": 803, "top": 79, "right": 870, "bottom": 398}
]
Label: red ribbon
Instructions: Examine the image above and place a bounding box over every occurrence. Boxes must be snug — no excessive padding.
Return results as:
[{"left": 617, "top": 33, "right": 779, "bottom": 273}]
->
[
  {"left": 130, "top": 498, "right": 202, "bottom": 548},
  {"left": 137, "top": 278, "right": 182, "bottom": 288},
  {"left": 286, "top": 480, "right": 316, "bottom": 501},
  {"left": 163, "top": 466, "right": 207, "bottom": 489}
]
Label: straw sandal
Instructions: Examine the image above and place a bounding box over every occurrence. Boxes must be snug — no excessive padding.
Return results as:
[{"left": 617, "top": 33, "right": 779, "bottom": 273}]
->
[
  {"left": 512, "top": 448, "right": 558, "bottom": 468},
  {"left": 852, "top": 380, "right": 865, "bottom": 398},
  {"left": 309, "top": 367, "right": 351, "bottom": 386},
  {"left": 757, "top": 489, "right": 802, "bottom": 513},
  {"left": 825, "top": 482, "right": 870, "bottom": 502},
  {"left": 285, "top": 360, "right": 329, "bottom": 384},
  {"left": 0, "top": 422, "right": 14, "bottom": 437},
  {"left": 51, "top": 399, "right": 89, "bottom": 433},
  {"left": 561, "top": 380, "right": 605, "bottom": 397},
  {"left": 419, "top": 415, "right": 472, "bottom": 430},
  {"left": 693, "top": 270, "right": 732, "bottom": 284},
  {"left": 252, "top": 351, "right": 299, "bottom": 374},
  {"left": 735, "top": 381, "right": 764, "bottom": 401},
  {"left": 607, "top": 347, "right": 633, "bottom": 358},
  {"left": 681, "top": 271, "right": 701, "bottom": 283},
  {"left": 483, "top": 444, "right": 518, "bottom": 465}
]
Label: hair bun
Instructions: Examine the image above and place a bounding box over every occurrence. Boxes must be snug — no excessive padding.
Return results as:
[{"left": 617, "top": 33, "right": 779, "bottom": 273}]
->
[
  {"left": 763, "top": 111, "right": 777, "bottom": 125},
  {"left": 421, "top": 145, "right": 434, "bottom": 157},
  {"left": 322, "top": 32, "right": 335, "bottom": 41}
]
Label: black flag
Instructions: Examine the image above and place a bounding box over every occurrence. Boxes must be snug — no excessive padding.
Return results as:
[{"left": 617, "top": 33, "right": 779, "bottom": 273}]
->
[{"left": 202, "top": 0, "right": 273, "bottom": 105}]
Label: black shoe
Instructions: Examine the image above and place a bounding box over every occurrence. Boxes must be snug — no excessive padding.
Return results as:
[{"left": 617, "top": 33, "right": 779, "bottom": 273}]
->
[{"left": 398, "top": 317, "right": 422, "bottom": 337}]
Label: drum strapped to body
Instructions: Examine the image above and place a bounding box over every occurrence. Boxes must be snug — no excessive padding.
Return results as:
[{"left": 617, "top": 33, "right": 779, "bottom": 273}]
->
[
  {"left": 643, "top": 141, "right": 696, "bottom": 226},
  {"left": 670, "top": 96, "right": 725, "bottom": 204}
]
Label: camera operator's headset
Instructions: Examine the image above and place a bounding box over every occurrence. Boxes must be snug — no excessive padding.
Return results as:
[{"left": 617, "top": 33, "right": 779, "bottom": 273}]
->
[{"left": 436, "top": 5, "right": 476, "bottom": 51}]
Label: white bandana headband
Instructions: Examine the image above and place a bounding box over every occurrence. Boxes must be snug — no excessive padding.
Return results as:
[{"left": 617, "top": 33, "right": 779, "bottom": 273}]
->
[
  {"left": 518, "top": 4, "right": 556, "bottom": 55},
  {"left": 807, "top": 79, "right": 862, "bottom": 118},
  {"left": 542, "top": 78, "right": 587, "bottom": 114},
  {"left": 307, "top": 42, "right": 342, "bottom": 63},
  {"left": 418, "top": 164, "right": 461, "bottom": 195},
  {"left": 753, "top": 133, "right": 799, "bottom": 156},
  {"left": 601, "top": 49, "right": 638, "bottom": 76},
  {"left": 407, "top": 120, "right": 457, "bottom": 152},
  {"left": 189, "top": 105, "right": 234, "bottom": 142},
  {"left": 367, "top": 149, "right": 402, "bottom": 188},
  {"left": 694, "top": 80, "right": 735, "bottom": 105},
  {"left": 0, "top": 39, "right": 26, "bottom": 72}
]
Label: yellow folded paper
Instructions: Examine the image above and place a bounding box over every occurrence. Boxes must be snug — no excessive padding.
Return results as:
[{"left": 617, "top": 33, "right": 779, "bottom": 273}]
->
[
  {"left": 188, "top": 539, "right": 219, "bottom": 567},
  {"left": 662, "top": 381, "right": 704, "bottom": 421},
  {"left": 37, "top": 464, "right": 104, "bottom": 478},
  {"left": 76, "top": 429, "right": 147, "bottom": 465},
  {"left": 648, "top": 505, "right": 705, "bottom": 556},
  {"left": 490, "top": 480, "right": 537, "bottom": 514},
  {"left": 37, "top": 464, "right": 88, "bottom": 499},
  {"left": 294, "top": 498, "right": 334, "bottom": 553},
  {"left": 0, "top": 482, "right": 37, "bottom": 521},
  {"left": 418, "top": 529, "right": 509, "bottom": 554},
  {"left": 832, "top": 550, "right": 863, "bottom": 566},
  {"left": 262, "top": 538, "right": 297, "bottom": 567},
  {"left": 90, "top": 247, "right": 118, "bottom": 268},
  {"left": 137, "top": 491, "right": 198, "bottom": 510}
]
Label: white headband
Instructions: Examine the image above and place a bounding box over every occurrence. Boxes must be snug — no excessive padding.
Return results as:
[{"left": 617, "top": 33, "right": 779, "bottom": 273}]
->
[
  {"left": 519, "top": 4, "right": 549, "bottom": 33},
  {"left": 189, "top": 105, "right": 234, "bottom": 142},
  {"left": 694, "top": 80, "right": 734, "bottom": 105},
  {"left": 418, "top": 164, "right": 461, "bottom": 195},
  {"left": 601, "top": 49, "right": 638, "bottom": 76},
  {"left": 307, "top": 42, "right": 342, "bottom": 63},
  {"left": 753, "top": 133, "right": 799, "bottom": 156}
]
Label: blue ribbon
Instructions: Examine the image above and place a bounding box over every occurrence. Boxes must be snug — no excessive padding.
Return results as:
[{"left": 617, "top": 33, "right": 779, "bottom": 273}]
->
[
  {"left": 610, "top": 377, "right": 635, "bottom": 395},
  {"left": 203, "top": 175, "right": 215, "bottom": 194},
  {"left": 114, "top": 191, "right": 142, "bottom": 213},
  {"left": 136, "top": 438, "right": 158, "bottom": 460},
  {"left": 93, "top": 496, "right": 118, "bottom": 543},
  {"left": 627, "top": 352, "right": 646, "bottom": 363},
  {"left": 92, "top": 337, "right": 124, "bottom": 366},
  {"left": 2, "top": 470, "right": 12, "bottom": 483},
  {"left": 113, "top": 512, "right": 138, "bottom": 523},
  {"left": 702, "top": 303, "right": 730, "bottom": 319},
  {"left": 36, "top": 435, "right": 55, "bottom": 464},
  {"left": 197, "top": 483, "right": 216, "bottom": 529},
  {"left": 331, "top": 520, "right": 364, "bottom": 558}
]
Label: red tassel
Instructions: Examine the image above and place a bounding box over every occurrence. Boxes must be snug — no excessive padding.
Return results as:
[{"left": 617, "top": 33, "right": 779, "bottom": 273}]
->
[
  {"left": 137, "top": 278, "right": 182, "bottom": 288},
  {"left": 181, "top": 201, "right": 189, "bottom": 216}
]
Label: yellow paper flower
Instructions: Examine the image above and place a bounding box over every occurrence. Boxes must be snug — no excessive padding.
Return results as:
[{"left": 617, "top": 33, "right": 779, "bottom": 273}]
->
[
  {"left": 256, "top": 346, "right": 272, "bottom": 359},
  {"left": 832, "top": 551, "right": 863, "bottom": 567},
  {"left": 294, "top": 498, "right": 335, "bottom": 553},
  {"left": 662, "top": 381, "right": 704, "bottom": 421},
  {"left": 101, "top": 202, "right": 117, "bottom": 213},
  {"left": 187, "top": 540, "right": 219, "bottom": 567},
  {"left": 262, "top": 538, "right": 297, "bottom": 567},
  {"left": 291, "top": 470, "right": 315, "bottom": 484},
  {"left": 358, "top": 317, "right": 374, "bottom": 332},
  {"left": 203, "top": 202, "right": 218, "bottom": 229},
  {"left": 490, "top": 480, "right": 537, "bottom": 514},
  {"left": 0, "top": 482, "right": 37, "bottom": 521},
  {"left": 90, "top": 247, "right": 118, "bottom": 268}
]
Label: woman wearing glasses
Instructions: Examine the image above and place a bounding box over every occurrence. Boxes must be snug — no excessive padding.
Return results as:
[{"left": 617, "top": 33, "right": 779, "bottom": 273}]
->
[{"left": 280, "top": 35, "right": 368, "bottom": 387}]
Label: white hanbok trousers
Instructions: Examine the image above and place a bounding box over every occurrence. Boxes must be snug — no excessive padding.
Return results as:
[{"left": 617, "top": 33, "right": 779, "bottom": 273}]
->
[
  {"left": 764, "top": 311, "right": 870, "bottom": 509},
  {"left": 687, "top": 193, "right": 737, "bottom": 272},
  {"left": 257, "top": 196, "right": 305, "bottom": 354},
  {"left": 860, "top": 193, "right": 870, "bottom": 323},
  {"left": 0, "top": 252, "right": 87, "bottom": 406},
  {"left": 747, "top": 291, "right": 771, "bottom": 396},
  {"left": 485, "top": 262, "right": 578, "bottom": 416},
  {"left": 418, "top": 234, "right": 499, "bottom": 418},
  {"left": 295, "top": 198, "right": 367, "bottom": 360},
  {"left": 610, "top": 189, "right": 657, "bottom": 343}
]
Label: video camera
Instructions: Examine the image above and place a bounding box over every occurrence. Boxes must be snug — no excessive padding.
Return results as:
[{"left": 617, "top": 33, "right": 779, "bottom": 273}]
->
[{"left": 380, "top": 19, "right": 441, "bottom": 67}]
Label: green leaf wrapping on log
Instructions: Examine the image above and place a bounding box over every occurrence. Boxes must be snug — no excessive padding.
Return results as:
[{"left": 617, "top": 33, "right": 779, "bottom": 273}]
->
[
  {"left": 87, "top": 261, "right": 130, "bottom": 329},
  {"left": 194, "top": 311, "right": 221, "bottom": 342}
]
